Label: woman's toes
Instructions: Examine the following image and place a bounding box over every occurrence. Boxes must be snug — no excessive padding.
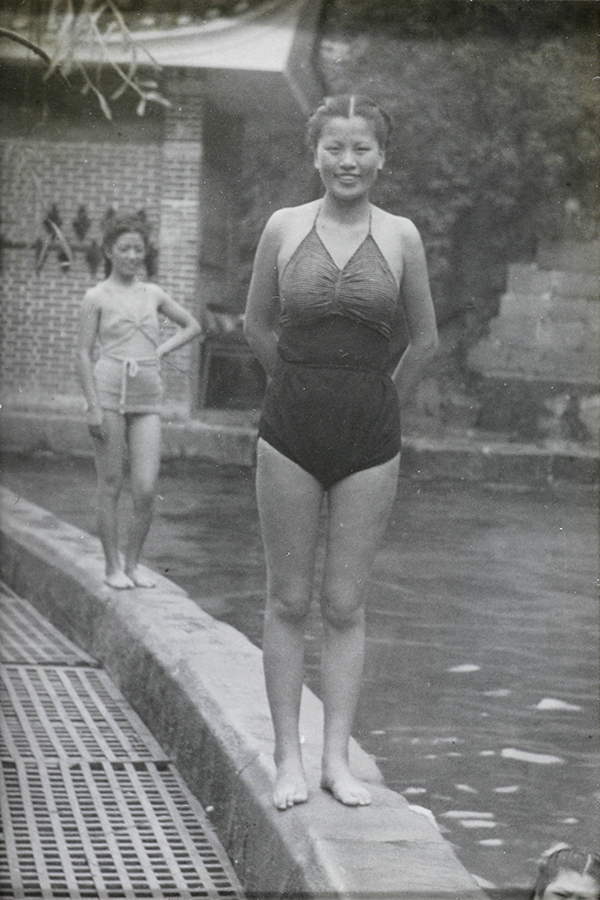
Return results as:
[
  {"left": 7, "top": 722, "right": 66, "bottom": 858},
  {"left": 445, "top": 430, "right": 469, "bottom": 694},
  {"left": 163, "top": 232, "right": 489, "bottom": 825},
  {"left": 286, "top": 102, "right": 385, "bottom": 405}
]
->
[
  {"left": 105, "top": 572, "right": 134, "bottom": 590},
  {"left": 273, "top": 760, "right": 308, "bottom": 810},
  {"left": 321, "top": 767, "right": 371, "bottom": 807},
  {"left": 126, "top": 568, "right": 156, "bottom": 588}
]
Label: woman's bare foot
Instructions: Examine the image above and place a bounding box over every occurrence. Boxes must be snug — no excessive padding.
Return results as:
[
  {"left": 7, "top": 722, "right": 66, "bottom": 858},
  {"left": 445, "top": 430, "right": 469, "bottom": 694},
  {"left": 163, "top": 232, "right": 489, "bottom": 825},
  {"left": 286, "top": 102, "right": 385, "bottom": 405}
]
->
[
  {"left": 321, "top": 761, "right": 371, "bottom": 806},
  {"left": 273, "top": 757, "right": 308, "bottom": 810},
  {"left": 125, "top": 567, "right": 156, "bottom": 589},
  {"left": 104, "top": 570, "right": 134, "bottom": 590}
]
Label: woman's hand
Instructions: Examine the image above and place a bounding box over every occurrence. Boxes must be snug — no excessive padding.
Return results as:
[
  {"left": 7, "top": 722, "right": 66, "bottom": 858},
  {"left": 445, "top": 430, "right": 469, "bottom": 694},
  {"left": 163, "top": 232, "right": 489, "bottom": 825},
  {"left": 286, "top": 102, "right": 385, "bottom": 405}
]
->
[
  {"left": 156, "top": 293, "right": 202, "bottom": 358},
  {"left": 87, "top": 408, "right": 106, "bottom": 441}
]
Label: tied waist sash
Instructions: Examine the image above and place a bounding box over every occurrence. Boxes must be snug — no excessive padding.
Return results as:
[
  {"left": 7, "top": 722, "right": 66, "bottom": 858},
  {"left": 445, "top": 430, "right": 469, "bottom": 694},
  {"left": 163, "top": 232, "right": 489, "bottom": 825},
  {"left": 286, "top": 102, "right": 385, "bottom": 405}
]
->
[{"left": 104, "top": 354, "right": 158, "bottom": 414}]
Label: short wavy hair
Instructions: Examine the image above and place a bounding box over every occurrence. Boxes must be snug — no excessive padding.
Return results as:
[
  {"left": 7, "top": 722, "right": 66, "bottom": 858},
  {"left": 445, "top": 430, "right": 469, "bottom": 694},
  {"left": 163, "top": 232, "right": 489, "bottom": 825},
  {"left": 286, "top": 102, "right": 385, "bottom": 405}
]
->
[
  {"left": 306, "top": 94, "right": 392, "bottom": 151},
  {"left": 533, "top": 846, "right": 600, "bottom": 899},
  {"left": 102, "top": 213, "right": 150, "bottom": 254}
]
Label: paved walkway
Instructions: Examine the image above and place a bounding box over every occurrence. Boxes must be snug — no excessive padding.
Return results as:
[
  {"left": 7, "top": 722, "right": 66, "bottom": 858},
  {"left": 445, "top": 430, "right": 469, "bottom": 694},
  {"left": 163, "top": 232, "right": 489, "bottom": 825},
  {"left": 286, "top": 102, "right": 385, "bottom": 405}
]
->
[{"left": 0, "top": 580, "right": 246, "bottom": 900}]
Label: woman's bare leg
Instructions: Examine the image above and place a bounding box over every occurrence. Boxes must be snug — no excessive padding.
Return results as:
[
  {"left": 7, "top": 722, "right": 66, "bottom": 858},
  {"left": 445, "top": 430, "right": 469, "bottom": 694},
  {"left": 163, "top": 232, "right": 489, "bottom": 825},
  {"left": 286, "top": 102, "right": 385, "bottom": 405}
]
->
[
  {"left": 93, "top": 410, "right": 132, "bottom": 588},
  {"left": 320, "top": 453, "right": 400, "bottom": 805},
  {"left": 256, "top": 438, "right": 323, "bottom": 809},
  {"left": 124, "top": 413, "right": 161, "bottom": 587}
]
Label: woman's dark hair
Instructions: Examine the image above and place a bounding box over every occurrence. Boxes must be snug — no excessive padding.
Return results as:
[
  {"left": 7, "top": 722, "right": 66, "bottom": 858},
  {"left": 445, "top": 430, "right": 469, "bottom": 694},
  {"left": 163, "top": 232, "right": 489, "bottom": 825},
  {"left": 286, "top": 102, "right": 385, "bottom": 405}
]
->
[
  {"left": 306, "top": 94, "right": 392, "bottom": 151},
  {"left": 102, "top": 212, "right": 150, "bottom": 255},
  {"left": 532, "top": 846, "right": 600, "bottom": 899},
  {"left": 101, "top": 212, "right": 151, "bottom": 276}
]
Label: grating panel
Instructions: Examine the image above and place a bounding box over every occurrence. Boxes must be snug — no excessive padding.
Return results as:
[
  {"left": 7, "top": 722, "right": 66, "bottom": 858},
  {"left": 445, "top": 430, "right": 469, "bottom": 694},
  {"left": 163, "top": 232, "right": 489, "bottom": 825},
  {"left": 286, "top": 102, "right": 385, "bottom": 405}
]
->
[
  {"left": 0, "top": 758, "right": 245, "bottom": 899},
  {"left": 0, "top": 666, "right": 169, "bottom": 762},
  {"left": 0, "top": 585, "right": 97, "bottom": 666}
]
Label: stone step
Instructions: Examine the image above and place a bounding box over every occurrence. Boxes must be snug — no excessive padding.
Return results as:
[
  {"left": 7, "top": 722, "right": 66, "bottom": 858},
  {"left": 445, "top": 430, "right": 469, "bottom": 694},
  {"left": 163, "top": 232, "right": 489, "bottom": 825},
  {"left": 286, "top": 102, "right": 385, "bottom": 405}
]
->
[
  {"left": 468, "top": 339, "right": 598, "bottom": 383},
  {"left": 537, "top": 238, "right": 600, "bottom": 275},
  {"left": 507, "top": 263, "right": 599, "bottom": 300},
  {"left": 469, "top": 375, "right": 600, "bottom": 446},
  {"left": 488, "top": 315, "right": 595, "bottom": 349},
  {"left": 499, "top": 291, "right": 600, "bottom": 321}
]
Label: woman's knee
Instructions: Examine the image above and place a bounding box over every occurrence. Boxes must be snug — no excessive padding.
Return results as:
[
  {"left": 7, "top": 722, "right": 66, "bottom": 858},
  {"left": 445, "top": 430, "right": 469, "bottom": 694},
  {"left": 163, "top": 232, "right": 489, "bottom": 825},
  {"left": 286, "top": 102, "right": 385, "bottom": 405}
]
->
[
  {"left": 321, "top": 584, "right": 365, "bottom": 631},
  {"left": 131, "top": 480, "right": 156, "bottom": 511},
  {"left": 266, "top": 584, "right": 312, "bottom": 625},
  {"left": 97, "top": 471, "right": 123, "bottom": 500}
]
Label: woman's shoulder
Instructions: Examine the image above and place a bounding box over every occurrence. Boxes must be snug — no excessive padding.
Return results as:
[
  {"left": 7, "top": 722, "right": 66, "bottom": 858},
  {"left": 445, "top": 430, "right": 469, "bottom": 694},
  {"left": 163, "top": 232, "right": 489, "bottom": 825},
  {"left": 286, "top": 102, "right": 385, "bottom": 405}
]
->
[
  {"left": 372, "top": 206, "right": 424, "bottom": 253},
  {"left": 83, "top": 280, "right": 109, "bottom": 307},
  {"left": 372, "top": 205, "right": 419, "bottom": 236},
  {"left": 138, "top": 280, "right": 168, "bottom": 299},
  {"left": 265, "top": 200, "right": 320, "bottom": 234}
]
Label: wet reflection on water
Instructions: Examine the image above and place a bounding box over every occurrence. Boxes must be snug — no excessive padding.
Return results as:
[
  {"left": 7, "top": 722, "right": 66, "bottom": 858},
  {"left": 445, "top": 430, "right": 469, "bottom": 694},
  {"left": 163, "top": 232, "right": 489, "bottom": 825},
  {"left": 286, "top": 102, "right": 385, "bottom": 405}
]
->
[{"left": 2, "top": 455, "right": 598, "bottom": 893}]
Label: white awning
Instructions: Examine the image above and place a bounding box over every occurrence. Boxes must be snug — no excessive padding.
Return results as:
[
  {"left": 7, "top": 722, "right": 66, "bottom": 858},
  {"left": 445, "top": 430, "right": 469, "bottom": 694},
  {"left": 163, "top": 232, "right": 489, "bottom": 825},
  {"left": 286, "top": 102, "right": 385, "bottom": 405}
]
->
[{"left": 1, "top": 0, "right": 324, "bottom": 118}]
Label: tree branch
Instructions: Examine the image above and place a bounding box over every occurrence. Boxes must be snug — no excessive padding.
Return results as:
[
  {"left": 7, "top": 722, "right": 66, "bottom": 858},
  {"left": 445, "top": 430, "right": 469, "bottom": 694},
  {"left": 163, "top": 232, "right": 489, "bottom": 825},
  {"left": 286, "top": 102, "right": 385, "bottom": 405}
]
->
[{"left": 0, "top": 26, "right": 71, "bottom": 87}]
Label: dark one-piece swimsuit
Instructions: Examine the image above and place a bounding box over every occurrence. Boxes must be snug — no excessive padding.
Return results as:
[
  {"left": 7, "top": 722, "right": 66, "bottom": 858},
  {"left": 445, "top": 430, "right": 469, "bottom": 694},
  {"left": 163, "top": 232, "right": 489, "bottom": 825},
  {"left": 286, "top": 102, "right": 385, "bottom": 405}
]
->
[{"left": 258, "top": 209, "right": 402, "bottom": 490}]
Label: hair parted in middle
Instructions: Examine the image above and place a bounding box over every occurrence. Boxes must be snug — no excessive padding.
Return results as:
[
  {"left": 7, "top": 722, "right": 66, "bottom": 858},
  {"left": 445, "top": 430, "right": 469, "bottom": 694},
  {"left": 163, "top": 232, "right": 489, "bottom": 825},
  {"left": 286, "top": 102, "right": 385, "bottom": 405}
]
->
[{"left": 306, "top": 94, "right": 393, "bottom": 152}]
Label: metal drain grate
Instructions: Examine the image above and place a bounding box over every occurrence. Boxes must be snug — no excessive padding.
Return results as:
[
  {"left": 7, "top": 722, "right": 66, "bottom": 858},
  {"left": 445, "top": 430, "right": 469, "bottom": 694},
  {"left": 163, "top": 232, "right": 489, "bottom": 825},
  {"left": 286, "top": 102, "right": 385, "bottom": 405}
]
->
[
  {"left": 0, "top": 586, "right": 96, "bottom": 666},
  {"left": 1, "top": 665, "right": 168, "bottom": 762},
  {"left": 0, "top": 758, "right": 244, "bottom": 899}
]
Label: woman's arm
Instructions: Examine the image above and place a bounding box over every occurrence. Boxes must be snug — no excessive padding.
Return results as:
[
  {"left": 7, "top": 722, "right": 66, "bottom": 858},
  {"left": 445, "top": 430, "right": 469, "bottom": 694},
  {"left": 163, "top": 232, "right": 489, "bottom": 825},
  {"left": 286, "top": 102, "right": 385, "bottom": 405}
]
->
[
  {"left": 243, "top": 214, "right": 283, "bottom": 378},
  {"left": 392, "top": 221, "right": 439, "bottom": 408},
  {"left": 77, "top": 290, "right": 105, "bottom": 435},
  {"left": 156, "top": 294, "right": 202, "bottom": 358}
]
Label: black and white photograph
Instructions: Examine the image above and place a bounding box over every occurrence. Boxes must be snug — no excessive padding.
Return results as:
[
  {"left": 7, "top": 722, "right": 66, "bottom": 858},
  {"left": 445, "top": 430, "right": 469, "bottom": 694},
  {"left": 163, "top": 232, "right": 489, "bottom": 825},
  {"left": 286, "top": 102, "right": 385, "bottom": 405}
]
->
[{"left": 0, "top": 1, "right": 598, "bottom": 898}]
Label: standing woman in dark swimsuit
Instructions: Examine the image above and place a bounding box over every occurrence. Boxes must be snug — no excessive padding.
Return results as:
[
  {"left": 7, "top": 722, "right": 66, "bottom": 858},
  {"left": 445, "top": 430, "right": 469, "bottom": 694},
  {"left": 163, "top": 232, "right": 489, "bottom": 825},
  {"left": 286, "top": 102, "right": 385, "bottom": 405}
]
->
[{"left": 244, "top": 95, "right": 438, "bottom": 810}]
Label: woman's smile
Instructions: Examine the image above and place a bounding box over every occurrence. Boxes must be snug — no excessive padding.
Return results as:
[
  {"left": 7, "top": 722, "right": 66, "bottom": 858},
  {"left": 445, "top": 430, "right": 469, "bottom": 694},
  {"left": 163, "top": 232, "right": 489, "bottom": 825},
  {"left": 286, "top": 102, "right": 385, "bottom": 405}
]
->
[{"left": 315, "top": 115, "right": 384, "bottom": 199}]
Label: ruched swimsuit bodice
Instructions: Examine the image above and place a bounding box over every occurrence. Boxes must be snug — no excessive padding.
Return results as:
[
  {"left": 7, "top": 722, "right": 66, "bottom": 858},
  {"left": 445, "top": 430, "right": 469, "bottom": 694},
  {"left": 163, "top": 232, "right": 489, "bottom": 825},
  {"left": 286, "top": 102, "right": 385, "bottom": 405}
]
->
[
  {"left": 258, "top": 210, "right": 402, "bottom": 488},
  {"left": 279, "top": 220, "right": 398, "bottom": 342}
]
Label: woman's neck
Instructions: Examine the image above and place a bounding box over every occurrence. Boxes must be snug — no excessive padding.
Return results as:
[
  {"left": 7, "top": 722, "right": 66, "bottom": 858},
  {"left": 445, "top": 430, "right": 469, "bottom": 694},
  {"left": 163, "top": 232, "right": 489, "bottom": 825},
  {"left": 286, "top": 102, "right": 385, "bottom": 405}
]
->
[
  {"left": 108, "top": 272, "right": 138, "bottom": 288},
  {"left": 319, "top": 193, "right": 371, "bottom": 226}
]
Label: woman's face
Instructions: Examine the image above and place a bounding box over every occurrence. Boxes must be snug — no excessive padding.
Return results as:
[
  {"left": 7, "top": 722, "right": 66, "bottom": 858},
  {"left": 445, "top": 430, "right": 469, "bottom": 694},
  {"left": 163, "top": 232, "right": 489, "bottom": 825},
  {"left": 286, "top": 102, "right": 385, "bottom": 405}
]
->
[
  {"left": 539, "top": 869, "right": 600, "bottom": 900},
  {"left": 314, "top": 115, "right": 384, "bottom": 200},
  {"left": 107, "top": 231, "right": 146, "bottom": 279}
]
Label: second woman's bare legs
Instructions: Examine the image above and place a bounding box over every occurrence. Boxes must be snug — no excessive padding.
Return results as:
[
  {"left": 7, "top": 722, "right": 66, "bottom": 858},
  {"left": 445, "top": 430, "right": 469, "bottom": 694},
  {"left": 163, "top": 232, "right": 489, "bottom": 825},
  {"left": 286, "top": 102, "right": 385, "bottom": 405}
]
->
[
  {"left": 93, "top": 410, "right": 161, "bottom": 589},
  {"left": 93, "top": 410, "right": 130, "bottom": 587},
  {"left": 256, "top": 437, "right": 400, "bottom": 808},
  {"left": 124, "top": 413, "right": 161, "bottom": 587}
]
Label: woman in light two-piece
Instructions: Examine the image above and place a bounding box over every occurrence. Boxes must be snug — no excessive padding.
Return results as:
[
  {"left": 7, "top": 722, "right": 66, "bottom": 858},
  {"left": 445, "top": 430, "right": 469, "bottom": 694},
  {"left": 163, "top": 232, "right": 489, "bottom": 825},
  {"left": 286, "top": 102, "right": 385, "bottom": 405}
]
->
[{"left": 78, "top": 215, "right": 201, "bottom": 589}]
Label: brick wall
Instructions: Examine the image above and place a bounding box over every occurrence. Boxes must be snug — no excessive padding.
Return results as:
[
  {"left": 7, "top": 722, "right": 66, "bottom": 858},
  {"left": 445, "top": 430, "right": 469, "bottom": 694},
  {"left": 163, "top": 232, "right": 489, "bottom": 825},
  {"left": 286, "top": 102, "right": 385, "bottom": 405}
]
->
[{"left": 0, "top": 74, "right": 205, "bottom": 418}]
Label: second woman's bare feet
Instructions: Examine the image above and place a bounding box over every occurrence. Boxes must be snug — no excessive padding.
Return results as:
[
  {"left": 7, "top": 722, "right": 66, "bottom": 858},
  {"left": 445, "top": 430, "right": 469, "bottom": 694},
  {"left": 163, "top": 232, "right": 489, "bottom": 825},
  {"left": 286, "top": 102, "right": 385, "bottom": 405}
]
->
[
  {"left": 104, "top": 570, "right": 134, "bottom": 590},
  {"left": 321, "top": 761, "right": 371, "bottom": 806},
  {"left": 125, "top": 567, "right": 156, "bottom": 588},
  {"left": 273, "top": 757, "right": 309, "bottom": 810}
]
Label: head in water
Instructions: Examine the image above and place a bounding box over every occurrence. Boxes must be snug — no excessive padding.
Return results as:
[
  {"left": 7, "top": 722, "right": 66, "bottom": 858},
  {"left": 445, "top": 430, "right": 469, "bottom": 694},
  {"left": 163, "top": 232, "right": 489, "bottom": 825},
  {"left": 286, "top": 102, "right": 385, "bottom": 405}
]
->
[{"left": 533, "top": 846, "right": 600, "bottom": 900}]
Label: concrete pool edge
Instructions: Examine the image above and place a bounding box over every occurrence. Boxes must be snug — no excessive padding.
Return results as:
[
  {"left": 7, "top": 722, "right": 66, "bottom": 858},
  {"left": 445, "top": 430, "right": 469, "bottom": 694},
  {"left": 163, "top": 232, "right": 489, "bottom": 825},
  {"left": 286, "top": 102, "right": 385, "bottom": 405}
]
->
[
  {"left": 0, "top": 485, "right": 487, "bottom": 899},
  {"left": 1, "top": 409, "right": 598, "bottom": 484}
]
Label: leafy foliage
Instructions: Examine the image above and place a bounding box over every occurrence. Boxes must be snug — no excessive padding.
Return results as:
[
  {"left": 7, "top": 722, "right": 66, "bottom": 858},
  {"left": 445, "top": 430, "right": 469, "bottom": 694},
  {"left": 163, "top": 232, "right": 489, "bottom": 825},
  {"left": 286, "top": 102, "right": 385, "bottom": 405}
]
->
[{"left": 318, "top": 1, "right": 599, "bottom": 340}]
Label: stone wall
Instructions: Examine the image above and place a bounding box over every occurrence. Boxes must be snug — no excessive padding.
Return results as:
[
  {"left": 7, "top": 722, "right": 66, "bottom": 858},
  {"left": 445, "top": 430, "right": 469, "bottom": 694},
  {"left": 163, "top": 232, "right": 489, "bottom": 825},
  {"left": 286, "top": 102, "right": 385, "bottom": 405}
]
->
[{"left": 468, "top": 243, "right": 600, "bottom": 445}]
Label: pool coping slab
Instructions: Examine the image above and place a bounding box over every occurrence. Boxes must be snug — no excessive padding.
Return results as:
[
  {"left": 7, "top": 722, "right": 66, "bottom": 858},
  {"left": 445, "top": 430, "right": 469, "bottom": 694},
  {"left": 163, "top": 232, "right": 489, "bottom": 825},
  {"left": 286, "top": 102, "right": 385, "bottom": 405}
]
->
[
  {"left": 1, "top": 409, "right": 598, "bottom": 484},
  {"left": 0, "top": 484, "right": 487, "bottom": 899}
]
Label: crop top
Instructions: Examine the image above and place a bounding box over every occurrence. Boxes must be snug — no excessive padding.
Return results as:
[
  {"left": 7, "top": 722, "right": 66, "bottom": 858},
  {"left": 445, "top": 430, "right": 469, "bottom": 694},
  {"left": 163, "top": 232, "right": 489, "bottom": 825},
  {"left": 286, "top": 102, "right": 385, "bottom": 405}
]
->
[
  {"left": 96, "top": 284, "right": 160, "bottom": 360},
  {"left": 279, "top": 211, "right": 399, "bottom": 340}
]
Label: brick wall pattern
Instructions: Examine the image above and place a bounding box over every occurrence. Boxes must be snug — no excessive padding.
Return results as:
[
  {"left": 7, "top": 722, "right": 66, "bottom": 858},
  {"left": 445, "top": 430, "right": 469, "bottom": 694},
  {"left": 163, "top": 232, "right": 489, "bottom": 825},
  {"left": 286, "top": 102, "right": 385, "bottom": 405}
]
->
[{"left": 1, "top": 100, "right": 203, "bottom": 417}]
